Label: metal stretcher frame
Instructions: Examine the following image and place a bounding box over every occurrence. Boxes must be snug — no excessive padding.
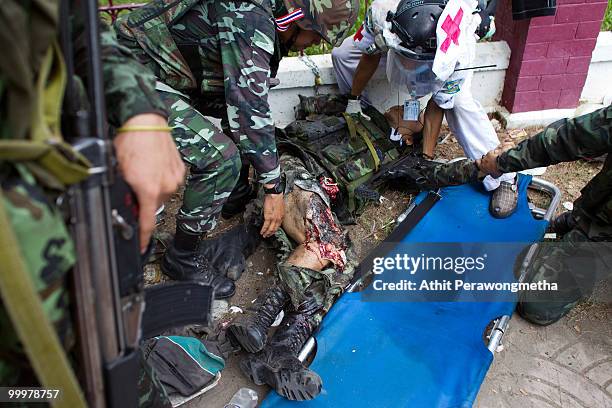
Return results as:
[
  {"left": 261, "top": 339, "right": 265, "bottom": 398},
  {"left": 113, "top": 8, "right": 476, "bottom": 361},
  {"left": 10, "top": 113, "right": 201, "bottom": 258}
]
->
[
  {"left": 297, "top": 176, "right": 561, "bottom": 364},
  {"left": 484, "top": 177, "right": 561, "bottom": 353}
]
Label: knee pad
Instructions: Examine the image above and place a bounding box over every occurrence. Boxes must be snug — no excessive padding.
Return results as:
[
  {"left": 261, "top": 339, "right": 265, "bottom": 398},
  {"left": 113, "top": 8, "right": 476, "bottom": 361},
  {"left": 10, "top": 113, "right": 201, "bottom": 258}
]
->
[{"left": 517, "top": 299, "right": 577, "bottom": 326}]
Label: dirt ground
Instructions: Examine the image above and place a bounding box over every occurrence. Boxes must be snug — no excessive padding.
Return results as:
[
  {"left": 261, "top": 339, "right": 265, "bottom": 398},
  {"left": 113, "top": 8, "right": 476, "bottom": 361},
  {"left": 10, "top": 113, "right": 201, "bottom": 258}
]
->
[{"left": 148, "top": 124, "right": 611, "bottom": 407}]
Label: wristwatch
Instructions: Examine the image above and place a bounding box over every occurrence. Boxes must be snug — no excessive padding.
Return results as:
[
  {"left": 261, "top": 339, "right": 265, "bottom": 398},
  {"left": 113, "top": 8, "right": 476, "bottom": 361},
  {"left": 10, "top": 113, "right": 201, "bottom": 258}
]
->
[
  {"left": 263, "top": 176, "right": 285, "bottom": 195},
  {"left": 348, "top": 94, "right": 360, "bottom": 100}
]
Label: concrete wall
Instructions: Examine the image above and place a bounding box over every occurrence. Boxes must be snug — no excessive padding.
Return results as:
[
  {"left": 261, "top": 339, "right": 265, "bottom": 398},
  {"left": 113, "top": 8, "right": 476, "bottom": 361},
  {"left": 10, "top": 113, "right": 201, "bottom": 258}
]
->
[
  {"left": 581, "top": 31, "right": 612, "bottom": 105},
  {"left": 269, "top": 41, "right": 511, "bottom": 127}
]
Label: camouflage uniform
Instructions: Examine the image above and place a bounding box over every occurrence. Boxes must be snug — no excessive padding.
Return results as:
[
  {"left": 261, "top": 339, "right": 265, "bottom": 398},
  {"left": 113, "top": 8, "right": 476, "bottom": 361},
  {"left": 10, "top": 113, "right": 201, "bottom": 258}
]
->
[
  {"left": 382, "top": 105, "right": 612, "bottom": 324},
  {"left": 0, "top": 1, "right": 169, "bottom": 405},
  {"left": 235, "top": 153, "right": 356, "bottom": 401},
  {"left": 495, "top": 105, "right": 612, "bottom": 325},
  {"left": 249, "top": 154, "right": 357, "bottom": 324},
  {"left": 115, "top": 0, "right": 282, "bottom": 234},
  {"left": 114, "top": 0, "right": 359, "bottom": 234}
]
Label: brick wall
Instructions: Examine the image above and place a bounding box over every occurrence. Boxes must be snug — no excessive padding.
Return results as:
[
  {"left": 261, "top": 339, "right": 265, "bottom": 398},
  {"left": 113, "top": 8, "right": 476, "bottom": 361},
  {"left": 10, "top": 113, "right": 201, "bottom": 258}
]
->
[{"left": 494, "top": 0, "right": 608, "bottom": 113}]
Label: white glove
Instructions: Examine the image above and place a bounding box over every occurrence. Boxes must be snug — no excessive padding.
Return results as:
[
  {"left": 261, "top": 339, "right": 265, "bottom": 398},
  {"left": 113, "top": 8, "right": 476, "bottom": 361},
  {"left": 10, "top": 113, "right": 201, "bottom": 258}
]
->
[
  {"left": 346, "top": 98, "right": 363, "bottom": 115},
  {"left": 346, "top": 98, "right": 371, "bottom": 120}
]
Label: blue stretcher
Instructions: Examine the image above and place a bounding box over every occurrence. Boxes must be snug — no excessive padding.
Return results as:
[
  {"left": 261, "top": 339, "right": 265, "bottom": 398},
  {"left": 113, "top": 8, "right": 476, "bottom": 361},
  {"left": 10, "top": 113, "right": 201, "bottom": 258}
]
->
[{"left": 262, "top": 175, "right": 560, "bottom": 408}]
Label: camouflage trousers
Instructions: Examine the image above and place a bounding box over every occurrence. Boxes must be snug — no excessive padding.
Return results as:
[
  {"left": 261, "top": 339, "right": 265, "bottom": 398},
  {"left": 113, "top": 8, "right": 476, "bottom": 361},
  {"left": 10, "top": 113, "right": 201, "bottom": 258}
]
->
[
  {"left": 517, "top": 227, "right": 612, "bottom": 325},
  {"left": 250, "top": 155, "right": 356, "bottom": 326},
  {"left": 158, "top": 88, "right": 241, "bottom": 235}
]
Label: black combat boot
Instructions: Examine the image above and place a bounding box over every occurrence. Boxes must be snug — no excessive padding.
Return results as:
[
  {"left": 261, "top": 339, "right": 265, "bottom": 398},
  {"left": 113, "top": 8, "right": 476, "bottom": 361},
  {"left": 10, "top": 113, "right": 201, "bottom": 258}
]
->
[
  {"left": 199, "top": 222, "right": 261, "bottom": 281},
  {"left": 161, "top": 229, "right": 235, "bottom": 299},
  {"left": 228, "top": 286, "right": 289, "bottom": 353},
  {"left": 548, "top": 211, "right": 577, "bottom": 236},
  {"left": 221, "top": 164, "right": 255, "bottom": 219},
  {"left": 240, "top": 309, "right": 322, "bottom": 401}
]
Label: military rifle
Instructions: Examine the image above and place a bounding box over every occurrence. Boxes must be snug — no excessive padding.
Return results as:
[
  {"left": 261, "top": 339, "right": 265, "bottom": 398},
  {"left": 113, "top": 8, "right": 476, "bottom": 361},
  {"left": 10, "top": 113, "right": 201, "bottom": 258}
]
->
[
  {"left": 356, "top": 154, "right": 479, "bottom": 202},
  {"left": 59, "top": 1, "right": 213, "bottom": 406},
  {"left": 353, "top": 153, "right": 438, "bottom": 203}
]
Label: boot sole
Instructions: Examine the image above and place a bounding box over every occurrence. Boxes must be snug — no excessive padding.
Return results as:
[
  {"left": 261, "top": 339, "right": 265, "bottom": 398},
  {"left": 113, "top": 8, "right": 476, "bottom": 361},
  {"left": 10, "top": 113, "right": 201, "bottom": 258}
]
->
[
  {"left": 240, "top": 357, "right": 322, "bottom": 401},
  {"left": 228, "top": 323, "right": 266, "bottom": 353}
]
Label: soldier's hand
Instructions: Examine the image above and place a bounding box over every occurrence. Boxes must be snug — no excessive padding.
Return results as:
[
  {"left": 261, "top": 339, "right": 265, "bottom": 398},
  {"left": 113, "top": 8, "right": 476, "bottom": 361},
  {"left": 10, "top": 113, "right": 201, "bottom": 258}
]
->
[
  {"left": 476, "top": 142, "right": 513, "bottom": 178},
  {"left": 261, "top": 192, "right": 285, "bottom": 238},
  {"left": 114, "top": 114, "right": 186, "bottom": 252},
  {"left": 476, "top": 151, "right": 501, "bottom": 177}
]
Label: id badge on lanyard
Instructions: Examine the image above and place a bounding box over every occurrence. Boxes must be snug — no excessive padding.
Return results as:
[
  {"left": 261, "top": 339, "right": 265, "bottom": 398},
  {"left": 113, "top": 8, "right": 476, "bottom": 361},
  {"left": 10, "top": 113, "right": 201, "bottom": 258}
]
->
[{"left": 403, "top": 91, "right": 420, "bottom": 121}]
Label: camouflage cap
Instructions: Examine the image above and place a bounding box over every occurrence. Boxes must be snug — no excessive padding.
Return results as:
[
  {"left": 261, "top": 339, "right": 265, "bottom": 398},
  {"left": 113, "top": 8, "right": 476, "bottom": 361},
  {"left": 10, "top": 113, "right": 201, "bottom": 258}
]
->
[{"left": 283, "top": 0, "right": 360, "bottom": 47}]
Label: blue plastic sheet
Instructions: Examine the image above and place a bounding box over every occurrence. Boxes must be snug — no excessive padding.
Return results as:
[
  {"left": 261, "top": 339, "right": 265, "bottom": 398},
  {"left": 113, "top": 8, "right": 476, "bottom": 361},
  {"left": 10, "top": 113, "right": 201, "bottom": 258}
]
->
[{"left": 262, "top": 176, "right": 548, "bottom": 407}]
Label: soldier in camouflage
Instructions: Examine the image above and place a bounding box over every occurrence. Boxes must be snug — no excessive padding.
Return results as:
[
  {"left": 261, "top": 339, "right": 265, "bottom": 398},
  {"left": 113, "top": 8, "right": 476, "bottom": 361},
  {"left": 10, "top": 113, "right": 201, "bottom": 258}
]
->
[
  {"left": 476, "top": 105, "right": 612, "bottom": 325},
  {"left": 227, "top": 152, "right": 357, "bottom": 401},
  {"left": 391, "top": 104, "right": 612, "bottom": 325},
  {"left": 113, "top": 0, "right": 359, "bottom": 299},
  {"left": 0, "top": 1, "right": 184, "bottom": 406}
]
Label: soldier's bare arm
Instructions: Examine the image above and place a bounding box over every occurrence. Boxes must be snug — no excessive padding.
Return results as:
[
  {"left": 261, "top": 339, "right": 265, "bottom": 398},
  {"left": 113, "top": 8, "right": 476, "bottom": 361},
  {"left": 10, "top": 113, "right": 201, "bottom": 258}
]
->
[
  {"left": 76, "top": 22, "right": 185, "bottom": 251},
  {"left": 421, "top": 98, "right": 445, "bottom": 158},
  {"left": 113, "top": 114, "right": 185, "bottom": 252},
  {"left": 351, "top": 53, "right": 382, "bottom": 97}
]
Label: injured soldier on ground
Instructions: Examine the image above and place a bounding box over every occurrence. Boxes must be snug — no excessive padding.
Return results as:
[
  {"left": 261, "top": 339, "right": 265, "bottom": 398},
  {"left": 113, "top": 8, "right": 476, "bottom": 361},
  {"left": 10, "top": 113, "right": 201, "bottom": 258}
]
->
[
  {"left": 229, "top": 153, "right": 356, "bottom": 402},
  {"left": 188, "top": 94, "right": 474, "bottom": 402},
  {"left": 223, "top": 94, "right": 440, "bottom": 401}
]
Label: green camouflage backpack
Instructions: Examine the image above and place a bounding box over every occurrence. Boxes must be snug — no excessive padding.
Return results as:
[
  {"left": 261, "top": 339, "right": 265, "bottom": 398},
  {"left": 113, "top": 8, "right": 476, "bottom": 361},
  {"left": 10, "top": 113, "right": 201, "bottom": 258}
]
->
[{"left": 279, "top": 95, "right": 406, "bottom": 222}]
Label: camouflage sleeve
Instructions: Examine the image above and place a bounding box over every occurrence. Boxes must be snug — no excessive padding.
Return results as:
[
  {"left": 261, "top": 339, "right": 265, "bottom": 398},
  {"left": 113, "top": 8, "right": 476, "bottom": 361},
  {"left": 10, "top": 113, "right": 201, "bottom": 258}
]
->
[
  {"left": 73, "top": 19, "right": 168, "bottom": 128},
  {"left": 98, "top": 23, "right": 168, "bottom": 128},
  {"left": 382, "top": 157, "right": 480, "bottom": 190},
  {"left": 218, "top": 2, "right": 280, "bottom": 185},
  {"left": 497, "top": 105, "right": 612, "bottom": 173},
  {"left": 420, "top": 159, "right": 480, "bottom": 189}
]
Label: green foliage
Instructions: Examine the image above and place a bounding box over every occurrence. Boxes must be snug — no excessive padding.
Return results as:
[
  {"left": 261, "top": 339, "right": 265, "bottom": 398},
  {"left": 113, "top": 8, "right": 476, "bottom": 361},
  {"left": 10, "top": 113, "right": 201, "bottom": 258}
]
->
[
  {"left": 602, "top": 1, "right": 612, "bottom": 31},
  {"left": 99, "top": 0, "right": 138, "bottom": 5},
  {"left": 98, "top": 0, "right": 142, "bottom": 22},
  {"left": 297, "top": 0, "right": 367, "bottom": 56}
]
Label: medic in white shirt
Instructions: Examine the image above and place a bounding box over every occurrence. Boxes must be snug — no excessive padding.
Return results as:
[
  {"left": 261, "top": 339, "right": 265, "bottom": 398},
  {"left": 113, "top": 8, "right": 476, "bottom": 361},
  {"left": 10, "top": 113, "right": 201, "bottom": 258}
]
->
[{"left": 332, "top": 0, "right": 519, "bottom": 218}]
